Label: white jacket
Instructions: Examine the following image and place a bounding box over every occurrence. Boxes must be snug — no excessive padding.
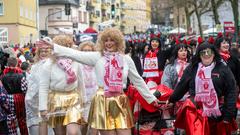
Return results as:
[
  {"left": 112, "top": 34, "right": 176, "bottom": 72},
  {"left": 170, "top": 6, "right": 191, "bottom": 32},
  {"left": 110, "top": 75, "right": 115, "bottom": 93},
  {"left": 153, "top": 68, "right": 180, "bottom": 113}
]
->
[
  {"left": 38, "top": 58, "right": 86, "bottom": 111},
  {"left": 53, "top": 44, "right": 157, "bottom": 104}
]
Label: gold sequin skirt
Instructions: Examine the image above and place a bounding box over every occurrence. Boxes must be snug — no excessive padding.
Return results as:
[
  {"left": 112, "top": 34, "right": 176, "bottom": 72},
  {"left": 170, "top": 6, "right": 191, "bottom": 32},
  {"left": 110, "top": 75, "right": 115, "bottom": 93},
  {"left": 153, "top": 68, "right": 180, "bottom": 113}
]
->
[
  {"left": 88, "top": 88, "right": 134, "bottom": 130},
  {"left": 47, "top": 90, "right": 83, "bottom": 128}
]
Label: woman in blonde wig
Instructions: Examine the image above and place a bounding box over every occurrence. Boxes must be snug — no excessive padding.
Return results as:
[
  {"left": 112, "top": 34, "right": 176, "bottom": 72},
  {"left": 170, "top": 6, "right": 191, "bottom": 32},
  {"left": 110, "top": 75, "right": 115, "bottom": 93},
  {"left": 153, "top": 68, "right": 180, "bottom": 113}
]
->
[
  {"left": 41, "top": 28, "right": 160, "bottom": 135},
  {"left": 25, "top": 38, "right": 52, "bottom": 135},
  {"left": 39, "top": 35, "right": 86, "bottom": 135},
  {"left": 78, "top": 41, "right": 98, "bottom": 135}
]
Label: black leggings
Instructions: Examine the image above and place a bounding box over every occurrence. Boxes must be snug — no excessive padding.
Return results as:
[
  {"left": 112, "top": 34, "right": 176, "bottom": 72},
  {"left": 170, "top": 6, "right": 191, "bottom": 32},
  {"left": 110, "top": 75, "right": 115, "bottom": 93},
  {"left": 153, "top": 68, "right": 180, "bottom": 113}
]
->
[{"left": 0, "top": 120, "right": 8, "bottom": 135}]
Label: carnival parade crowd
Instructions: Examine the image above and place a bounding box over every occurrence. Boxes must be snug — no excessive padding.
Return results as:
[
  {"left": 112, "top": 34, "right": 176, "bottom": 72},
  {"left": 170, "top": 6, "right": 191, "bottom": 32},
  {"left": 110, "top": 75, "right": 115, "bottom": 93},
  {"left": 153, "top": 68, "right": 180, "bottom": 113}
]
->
[{"left": 0, "top": 28, "right": 240, "bottom": 135}]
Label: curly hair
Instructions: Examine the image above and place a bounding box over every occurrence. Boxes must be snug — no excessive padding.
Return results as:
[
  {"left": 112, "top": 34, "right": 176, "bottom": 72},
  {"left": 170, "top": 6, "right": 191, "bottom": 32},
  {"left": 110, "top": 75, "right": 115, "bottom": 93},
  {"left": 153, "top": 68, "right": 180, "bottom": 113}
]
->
[
  {"left": 53, "top": 35, "right": 74, "bottom": 48},
  {"left": 51, "top": 35, "right": 74, "bottom": 63},
  {"left": 96, "top": 28, "right": 125, "bottom": 55},
  {"left": 78, "top": 41, "right": 95, "bottom": 51}
]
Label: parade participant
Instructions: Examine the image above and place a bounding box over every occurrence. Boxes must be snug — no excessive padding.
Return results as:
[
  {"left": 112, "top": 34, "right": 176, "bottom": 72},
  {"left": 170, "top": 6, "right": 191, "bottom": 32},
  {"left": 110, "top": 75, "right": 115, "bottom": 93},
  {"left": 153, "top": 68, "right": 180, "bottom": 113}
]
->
[
  {"left": 2, "top": 57, "right": 28, "bottom": 135},
  {"left": 161, "top": 43, "right": 190, "bottom": 134},
  {"left": 41, "top": 28, "right": 160, "bottom": 135},
  {"left": 21, "top": 61, "right": 30, "bottom": 78},
  {"left": 161, "top": 43, "right": 190, "bottom": 89},
  {"left": 0, "top": 80, "right": 9, "bottom": 135},
  {"left": 215, "top": 36, "right": 240, "bottom": 88},
  {"left": 142, "top": 36, "right": 171, "bottom": 86},
  {"left": 25, "top": 39, "right": 51, "bottom": 135},
  {"left": 167, "top": 42, "right": 237, "bottom": 135},
  {"left": 78, "top": 41, "right": 98, "bottom": 135},
  {"left": 215, "top": 37, "right": 240, "bottom": 118},
  {"left": 39, "top": 35, "right": 86, "bottom": 135}
]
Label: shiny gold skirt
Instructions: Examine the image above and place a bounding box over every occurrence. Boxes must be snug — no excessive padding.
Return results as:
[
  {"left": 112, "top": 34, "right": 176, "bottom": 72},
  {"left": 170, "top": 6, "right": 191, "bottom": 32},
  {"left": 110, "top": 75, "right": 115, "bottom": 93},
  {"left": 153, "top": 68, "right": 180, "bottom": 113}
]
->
[
  {"left": 47, "top": 90, "right": 83, "bottom": 128},
  {"left": 88, "top": 88, "right": 134, "bottom": 130}
]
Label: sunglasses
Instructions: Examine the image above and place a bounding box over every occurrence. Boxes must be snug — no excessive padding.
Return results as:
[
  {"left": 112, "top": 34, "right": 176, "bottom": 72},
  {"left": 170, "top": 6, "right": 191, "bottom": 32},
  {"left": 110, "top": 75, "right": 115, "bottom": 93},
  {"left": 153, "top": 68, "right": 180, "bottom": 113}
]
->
[{"left": 200, "top": 49, "right": 213, "bottom": 56}]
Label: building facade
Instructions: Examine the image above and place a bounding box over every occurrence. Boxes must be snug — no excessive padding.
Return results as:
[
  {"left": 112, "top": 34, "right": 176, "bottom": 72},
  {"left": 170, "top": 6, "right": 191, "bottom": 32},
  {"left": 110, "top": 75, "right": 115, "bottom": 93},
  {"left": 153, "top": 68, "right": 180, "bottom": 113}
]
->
[
  {"left": 39, "top": 0, "right": 90, "bottom": 37},
  {"left": 88, "top": 0, "right": 150, "bottom": 34},
  {"left": 121, "top": 0, "right": 151, "bottom": 34},
  {"left": 151, "top": 0, "right": 174, "bottom": 26},
  {"left": 0, "top": 0, "right": 38, "bottom": 46}
]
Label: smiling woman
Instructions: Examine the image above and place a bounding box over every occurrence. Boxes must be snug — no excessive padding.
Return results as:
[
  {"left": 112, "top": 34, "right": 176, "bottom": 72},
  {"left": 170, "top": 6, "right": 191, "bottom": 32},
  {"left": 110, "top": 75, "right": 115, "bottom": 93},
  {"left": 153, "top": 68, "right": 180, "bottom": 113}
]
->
[
  {"left": 215, "top": 36, "right": 240, "bottom": 105},
  {"left": 167, "top": 42, "right": 238, "bottom": 134},
  {"left": 40, "top": 28, "right": 160, "bottom": 135},
  {"left": 96, "top": 28, "right": 125, "bottom": 55}
]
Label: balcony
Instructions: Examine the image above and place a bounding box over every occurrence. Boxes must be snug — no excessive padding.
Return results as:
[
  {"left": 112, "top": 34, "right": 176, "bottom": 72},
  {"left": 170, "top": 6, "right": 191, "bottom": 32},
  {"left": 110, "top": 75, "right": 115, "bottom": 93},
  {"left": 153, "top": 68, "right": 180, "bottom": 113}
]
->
[
  {"left": 102, "top": 16, "right": 109, "bottom": 22},
  {"left": 121, "top": 20, "right": 126, "bottom": 25},
  {"left": 39, "top": 0, "right": 80, "bottom": 6},
  {"left": 101, "top": 3, "right": 108, "bottom": 9},
  {"left": 90, "top": 14, "right": 100, "bottom": 23},
  {"left": 121, "top": 9, "right": 126, "bottom": 15},
  {"left": 120, "top": 0, "right": 125, "bottom": 6}
]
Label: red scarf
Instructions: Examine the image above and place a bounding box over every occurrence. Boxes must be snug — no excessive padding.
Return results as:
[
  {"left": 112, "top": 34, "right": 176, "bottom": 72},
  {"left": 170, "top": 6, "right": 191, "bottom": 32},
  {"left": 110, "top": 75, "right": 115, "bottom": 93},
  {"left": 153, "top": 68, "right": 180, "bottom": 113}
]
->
[
  {"left": 219, "top": 51, "right": 230, "bottom": 61},
  {"left": 143, "top": 49, "right": 159, "bottom": 78},
  {"left": 195, "top": 63, "right": 221, "bottom": 117},
  {"left": 104, "top": 52, "right": 123, "bottom": 97},
  {"left": 3, "top": 67, "right": 22, "bottom": 75}
]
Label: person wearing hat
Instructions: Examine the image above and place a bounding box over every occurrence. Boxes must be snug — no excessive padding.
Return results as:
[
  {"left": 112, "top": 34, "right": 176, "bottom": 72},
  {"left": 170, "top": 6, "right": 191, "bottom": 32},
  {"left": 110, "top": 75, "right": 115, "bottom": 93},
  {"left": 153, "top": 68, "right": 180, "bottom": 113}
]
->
[
  {"left": 215, "top": 36, "right": 240, "bottom": 88},
  {"left": 38, "top": 35, "right": 86, "bottom": 135},
  {"left": 2, "top": 57, "right": 28, "bottom": 135},
  {"left": 142, "top": 36, "right": 171, "bottom": 87},
  {"left": 215, "top": 36, "right": 240, "bottom": 116},
  {"left": 25, "top": 38, "right": 52, "bottom": 135},
  {"left": 167, "top": 42, "right": 237, "bottom": 134}
]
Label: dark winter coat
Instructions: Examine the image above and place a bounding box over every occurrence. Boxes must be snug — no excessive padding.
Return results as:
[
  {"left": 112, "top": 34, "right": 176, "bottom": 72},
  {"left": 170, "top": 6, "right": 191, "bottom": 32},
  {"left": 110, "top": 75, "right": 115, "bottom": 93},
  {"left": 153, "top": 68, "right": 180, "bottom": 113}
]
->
[{"left": 169, "top": 62, "right": 237, "bottom": 122}]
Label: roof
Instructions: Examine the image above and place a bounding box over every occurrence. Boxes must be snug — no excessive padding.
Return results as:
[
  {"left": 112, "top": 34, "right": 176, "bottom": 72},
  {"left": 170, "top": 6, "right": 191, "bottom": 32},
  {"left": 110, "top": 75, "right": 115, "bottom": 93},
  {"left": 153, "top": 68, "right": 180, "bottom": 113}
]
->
[{"left": 39, "top": 0, "right": 79, "bottom": 6}]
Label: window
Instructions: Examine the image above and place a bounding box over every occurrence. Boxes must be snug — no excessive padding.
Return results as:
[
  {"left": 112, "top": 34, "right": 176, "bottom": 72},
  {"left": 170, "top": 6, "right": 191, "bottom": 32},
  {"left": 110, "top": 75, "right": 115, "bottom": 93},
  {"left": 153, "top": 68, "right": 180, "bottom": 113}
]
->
[
  {"left": 96, "top": 10, "right": 100, "bottom": 17},
  {"left": 55, "top": 8, "right": 61, "bottom": 19},
  {"left": 83, "top": 12, "right": 87, "bottom": 23},
  {"left": 20, "top": 6, "right": 23, "bottom": 16},
  {"left": 0, "top": 1, "right": 3, "bottom": 16},
  {"left": 48, "top": 9, "right": 54, "bottom": 20},
  {"left": 25, "top": 8, "right": 28, "bottom": 18},
  {"left": 29, "top": 10, "right": 33, "bottom": 20},
  {"left": 33, "top": 13, "right": 36, "bottom": 21},
  {"left": 79, "top": 11, "right": 82, "bottom": 22}
]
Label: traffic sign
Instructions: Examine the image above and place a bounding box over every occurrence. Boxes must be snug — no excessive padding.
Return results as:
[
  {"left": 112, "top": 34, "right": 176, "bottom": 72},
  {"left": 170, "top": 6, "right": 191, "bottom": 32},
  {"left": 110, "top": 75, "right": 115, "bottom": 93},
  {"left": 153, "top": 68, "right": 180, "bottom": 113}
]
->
[{"left": 224, "top": 22, "right": 235, "bottom": 33}]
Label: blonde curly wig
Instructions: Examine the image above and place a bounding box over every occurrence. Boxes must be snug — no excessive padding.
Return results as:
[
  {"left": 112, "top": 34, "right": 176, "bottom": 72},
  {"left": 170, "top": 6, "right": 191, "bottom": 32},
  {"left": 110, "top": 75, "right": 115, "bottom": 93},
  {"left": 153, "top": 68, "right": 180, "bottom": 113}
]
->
[
  {"left": 52, "top": 35, "right": 74, "bottom": 48},
  {"left": 96, "top": 28, "right": 125, "bottom": 55},
  {"left": 78, "top": 41, "right": 95, "bottom": 51}
]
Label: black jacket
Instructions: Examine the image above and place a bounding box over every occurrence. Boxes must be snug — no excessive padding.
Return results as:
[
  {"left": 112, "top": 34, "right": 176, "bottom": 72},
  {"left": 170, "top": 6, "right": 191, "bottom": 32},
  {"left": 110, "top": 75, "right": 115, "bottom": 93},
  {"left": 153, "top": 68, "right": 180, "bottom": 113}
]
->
[
  {"left": 1, "top": 72, "right": 24, "bottom": 94},
  {"left": 169, "top": 62, "right": 237, "bottom": 122},
  {"left": 224, "top": 55, "right": 240, "bottom": 88}
]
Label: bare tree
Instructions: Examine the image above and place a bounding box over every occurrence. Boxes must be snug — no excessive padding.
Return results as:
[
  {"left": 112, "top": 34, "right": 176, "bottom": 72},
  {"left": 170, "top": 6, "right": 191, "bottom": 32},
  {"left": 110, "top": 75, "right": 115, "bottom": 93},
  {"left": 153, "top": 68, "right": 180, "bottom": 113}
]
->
[
  {"left": 173, "top": 0, "right": 194, "bottom": 35},
  {"left": 184, "top": 2, "right": 195, "bottom": 35},
  {"left": 229, "top": 0, "right": 239, "bottom": 39},
  {"left": 190, "top": 0, "right": 211, "bottom": 36},
  {"left": 210, "top": 0, "right": 225, "bottom": 25}
]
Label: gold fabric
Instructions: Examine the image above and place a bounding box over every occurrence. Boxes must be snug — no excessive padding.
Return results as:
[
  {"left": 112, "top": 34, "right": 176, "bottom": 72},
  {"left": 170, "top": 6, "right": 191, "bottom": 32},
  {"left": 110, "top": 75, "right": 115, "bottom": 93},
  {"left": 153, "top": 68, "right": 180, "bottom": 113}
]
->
[
  {"left": 47, "top": 90, "right": 83, "bottom": 128},
  {"left": 88, "top": 88, "right": 134, "bottom": 130}
]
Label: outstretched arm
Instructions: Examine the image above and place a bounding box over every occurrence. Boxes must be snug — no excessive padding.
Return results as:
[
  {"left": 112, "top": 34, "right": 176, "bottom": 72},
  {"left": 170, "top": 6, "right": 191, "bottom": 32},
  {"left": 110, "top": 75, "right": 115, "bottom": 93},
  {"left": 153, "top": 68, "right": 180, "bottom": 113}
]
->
[
  {"left": 38, "top": 40, "right": 100, "bottom": 66},
  {"left": 126, "top": 55, "right": 157, "bottom": 104}
]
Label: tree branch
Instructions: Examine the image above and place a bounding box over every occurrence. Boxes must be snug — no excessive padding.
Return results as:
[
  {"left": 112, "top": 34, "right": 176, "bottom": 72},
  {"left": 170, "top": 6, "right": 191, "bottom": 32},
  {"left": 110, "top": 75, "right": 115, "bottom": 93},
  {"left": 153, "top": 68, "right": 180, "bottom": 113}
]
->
[{"left": 216, "top": 0, "right": 225, "bottom": 7}]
